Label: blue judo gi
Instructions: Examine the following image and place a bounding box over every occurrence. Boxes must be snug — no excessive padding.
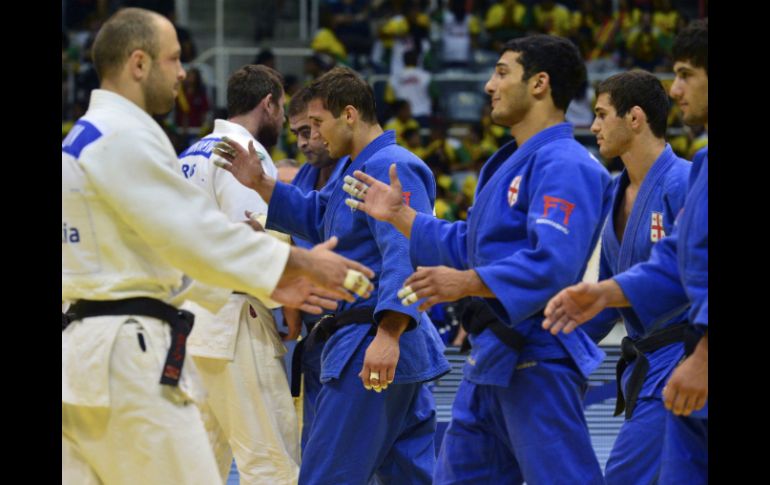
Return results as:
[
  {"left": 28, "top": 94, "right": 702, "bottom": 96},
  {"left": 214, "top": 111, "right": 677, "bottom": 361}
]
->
[
  {"left": 581, "top": 145, "right": 691, "bottom": 485},
  {"left": 614, "top": 147, "right": 708, "bottom": 485},
  {"left": 267, "top": 130, "right": 450, "bottom": 485},
  {"left": 289, "top": 161, "right": 342, "bottom": 453},
  {"left": 409, "top": 123, "right": 613, "bottom": 484}
]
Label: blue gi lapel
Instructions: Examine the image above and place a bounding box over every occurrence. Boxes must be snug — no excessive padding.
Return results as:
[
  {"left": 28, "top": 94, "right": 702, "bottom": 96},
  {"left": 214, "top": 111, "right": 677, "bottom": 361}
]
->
[
  {"left": 602, "top": 174, "right": 625, "bottom": 275},
  {"left": 617, "top": 145, "right": 677, "bottom": 272}
]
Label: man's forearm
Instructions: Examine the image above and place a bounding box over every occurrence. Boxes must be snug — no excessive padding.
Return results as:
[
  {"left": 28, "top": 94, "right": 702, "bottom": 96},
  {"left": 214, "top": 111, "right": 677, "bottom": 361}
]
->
[
  {"left": 465, "top": 270, "right": 496, "bottom": 298},
  {"left": 603, "top": 279, "right": 631, "bottom": 307},
  {"left": 280, "top": 245, "right": 309, "bottom": 283},
  {"left": 253, "top": 174, "right": 277, "bottom": 204},
  {"left": 378, "top": 311, "right": 411, "bottom": 338}
]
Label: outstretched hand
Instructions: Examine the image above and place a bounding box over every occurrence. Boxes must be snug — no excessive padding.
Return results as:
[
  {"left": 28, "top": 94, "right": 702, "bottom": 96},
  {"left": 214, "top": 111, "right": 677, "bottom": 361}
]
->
[
  {"left": 298, "top": 237, "right": 375, "bottom": 302},
  {"left": 270, "top": 275, "right": 341, "bottom": 314},
  {"left": 398, "top": 266, "right": 475, "bottom": 312},
  {"left": 213, "top": 137, "right": 269, "bottom": 192},
  {"left": 343, "top": 163, "right": 407, "bottom": 223},
  {"left": 542, "top": 282, "right": 609, "bottom": 335}
]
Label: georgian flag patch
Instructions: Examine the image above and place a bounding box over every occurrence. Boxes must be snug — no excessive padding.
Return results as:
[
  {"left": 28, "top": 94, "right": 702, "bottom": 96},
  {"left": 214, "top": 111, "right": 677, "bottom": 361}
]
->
[
  {"left": 507, "top": 175, "right": 522, "bottom": 207},
  {"left": 650, "top": 212, "right": 665, "bottom": 242}
]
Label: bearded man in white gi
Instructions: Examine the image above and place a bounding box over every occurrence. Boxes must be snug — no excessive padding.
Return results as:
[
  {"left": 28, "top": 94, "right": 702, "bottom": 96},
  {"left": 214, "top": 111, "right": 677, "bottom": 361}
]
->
[{"left": 178, "top": 64, "right": 300, "bottom": 484}]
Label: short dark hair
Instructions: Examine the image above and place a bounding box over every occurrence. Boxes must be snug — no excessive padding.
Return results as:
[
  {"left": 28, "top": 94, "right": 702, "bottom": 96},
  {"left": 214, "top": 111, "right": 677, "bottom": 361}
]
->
[
  {"left": 287, "top": 86, "right": 313, "bottom": 119},
  {"left": 227, "top": 64, "right": 284, "bottom": 117},
  {"left": 501, "top": 35, "right": 587, "bottom": 112},
  {"left": 672, "top": 18, "right": 707, "bottom": 74},
  {"left": 93, "top": 8, "right": 161, "bottom": 80},
  {"left": 308, "top": 66, "right": 377, "bottom": 123},
  {"left": 595, "top": 70, "right": 669, "bottom": 138}
]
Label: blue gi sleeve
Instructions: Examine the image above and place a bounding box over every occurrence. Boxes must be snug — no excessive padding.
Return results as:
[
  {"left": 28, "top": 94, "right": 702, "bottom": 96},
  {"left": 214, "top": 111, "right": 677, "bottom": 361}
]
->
[
  {"left": 266, "top": 180, "right": 328, "bottom": 244},
  {"left": 683, "top": 154, "right": 708, "bottom": 328},
  {"left": 409, "top": 215, "right": 469, "bottom": 269},
  {"left": 581, "top": 251, "right": 622, "bottom": 342},
  {"left": 367, "top": 158, "right": 435, "bottom": 329},
  {"left": 613, "top": 225, "right": 690, "bottom": 329},
  {"left": 474, "top": 157, "right": 611, "bottom": 328}
]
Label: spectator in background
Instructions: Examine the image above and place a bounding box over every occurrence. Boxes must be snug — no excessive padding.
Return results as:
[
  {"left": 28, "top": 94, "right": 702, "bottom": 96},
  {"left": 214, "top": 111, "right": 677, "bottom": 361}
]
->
[
  {"left": 402, "top": 127, "right": 426, "bottom": 159},
  {"left": 625, "top": 11, "right": 664, "bottom": 71},
  {"left": 276, "top": 158, "right": 301, "bottom": 184},
  {"left": 439, "top": 0, "right": 480, "bottom": 69},
  {"left": 73, "top": 34, "right": 100, "bottom": 122},
  {"left": 533, "top": 0, "right": 572, "bottom": 37},
  {"left": 254, "top": 49, "right": 277, "bottom": 70},
  {"left": 311, "top": 10, "right": 350, "bottom": 65},
  {"left": 375, "top": 0, "right": 432, "bottom": 76},
  {"left": 175, "top": 67, "right": 211, "bottom": 144},
  {"left": 422, "top": 119, "right": 462, "bottom": 177},
  {"left": 385, "top": 99, "right": 421, "bottom": 146},
  {"left": 327, "top": 0, "right": 372, "bottom": 69},
  {"left": 485, "top": 0, "right": 530, "bottom": 52},
  {"left": 304, "top": 53, "right": 335, "bottom": 81},
  {"left": 387, "top": 50, "right": 434, "bottom": 127},
  {"left": 458, "top": 124, "right": 496, "bottom": 170},
  {"left": 653, "top": 0, "right": 680, "bottom": 57},
  {"left": 571, "top": 0, "right": 600, "bottom": 58}
]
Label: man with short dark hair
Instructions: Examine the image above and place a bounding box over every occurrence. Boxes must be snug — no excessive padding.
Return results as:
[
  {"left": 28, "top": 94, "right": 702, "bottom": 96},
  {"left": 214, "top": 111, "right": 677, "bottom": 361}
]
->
[
  {"left": 580, "top": 69, "right": 692, "bottom": 485},
  {"left": 216, "top": 66, "right": 450, "bottom": 485},
  {"left": 344, "top": 35, "right": 612, "bottom": 484},
  {"left": 62, "top": 8, "right": 373, "bottom": 484},
  {"left": 544, "top": 18, "right": 708, "bottom": 484},
  {"left": 177, "top": 63, "right": 300, "bottom": 484}
]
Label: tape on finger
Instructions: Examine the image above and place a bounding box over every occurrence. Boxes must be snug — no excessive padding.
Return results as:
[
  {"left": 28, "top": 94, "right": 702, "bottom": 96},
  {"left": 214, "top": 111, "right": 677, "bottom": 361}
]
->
[
  {"left": 343, "top": 269, "right": 371, "bottom": 297},
  {"left": 398, "top": 286, "right": 418, "bottom": 306}
]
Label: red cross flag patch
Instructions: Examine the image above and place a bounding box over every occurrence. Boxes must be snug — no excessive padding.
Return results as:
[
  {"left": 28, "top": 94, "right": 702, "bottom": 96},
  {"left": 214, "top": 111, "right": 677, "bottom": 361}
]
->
[
  {"left": 650, "top": 212, "right": 665, "bottom": 242},
  {"left": 507, "top": 176, "right": 522, "bottom": 207}
]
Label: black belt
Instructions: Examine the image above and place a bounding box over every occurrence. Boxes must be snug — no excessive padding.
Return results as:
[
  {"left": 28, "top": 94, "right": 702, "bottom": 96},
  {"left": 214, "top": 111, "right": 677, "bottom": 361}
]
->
[
  {"left": 290, "top": 306, "right": 376, "bottom": 397},
  {"left": 64, "top": 297, "right": 195, "bottom": 387},
  {"left": 615, "top": 323, "right": 688, "bottom": 419},
  {"left": 460, "top": 299, "right": 526, "bottom": 353}
]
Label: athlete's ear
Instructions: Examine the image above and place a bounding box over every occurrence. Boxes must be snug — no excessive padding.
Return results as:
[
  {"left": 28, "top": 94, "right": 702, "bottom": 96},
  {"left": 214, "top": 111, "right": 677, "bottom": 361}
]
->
[
  {"left": 128, "top": 49, "right": 151, "bottom": 81},
  {"left": 628, "top": 105, "right": 647, "bottom": 131},
  {"left": 344, "top": 105, "right": 357, "bottom": 125},
  {"left": 531, "top": 72, "right": 550, "bottom": 97}
]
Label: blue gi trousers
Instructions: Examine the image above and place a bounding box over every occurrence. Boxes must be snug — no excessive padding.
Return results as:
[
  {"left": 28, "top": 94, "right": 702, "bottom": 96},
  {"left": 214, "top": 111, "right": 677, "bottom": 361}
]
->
[
  {"left": 434, "top": 360, "right": 603, "bottom": 485},
  {"left": 604, "top": 397, "right": 666, "bottom": 485},
  {"left": 659, "top": 411, "right": 708, "bottom": 484},
  {"left": 299, "top": 344, "right": 437, "bottom": 485},
  {"left": 300, "top": 343, "right": 324, "bottom": 453}
]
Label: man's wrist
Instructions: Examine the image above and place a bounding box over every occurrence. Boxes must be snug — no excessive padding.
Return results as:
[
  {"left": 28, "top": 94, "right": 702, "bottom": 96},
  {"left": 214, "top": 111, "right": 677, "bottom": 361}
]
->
[{"left": 391, "top": 205, "right": 417, "bottom": 238}]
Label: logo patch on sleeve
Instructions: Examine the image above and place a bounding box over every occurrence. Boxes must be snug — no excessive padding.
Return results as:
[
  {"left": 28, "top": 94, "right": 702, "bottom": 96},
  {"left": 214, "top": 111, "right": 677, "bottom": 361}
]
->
[
  {"left": 507, "top": 175, "right": 522, "bottom": 207},
  {"left": 536, "top": 195, "right": 575, "bottom": 234},
  {"left": 650, "top": 212, "right": 665, "bottom": 242}
]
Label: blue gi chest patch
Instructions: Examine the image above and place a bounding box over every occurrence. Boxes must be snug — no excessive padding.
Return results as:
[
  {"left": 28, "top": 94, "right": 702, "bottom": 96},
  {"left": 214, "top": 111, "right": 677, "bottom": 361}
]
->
[
  {"left": 650, "top": 211, "right": 665, "bottom": 242},
  {"left": 507, "top": 175, "right": 522, "bottom": 207}
]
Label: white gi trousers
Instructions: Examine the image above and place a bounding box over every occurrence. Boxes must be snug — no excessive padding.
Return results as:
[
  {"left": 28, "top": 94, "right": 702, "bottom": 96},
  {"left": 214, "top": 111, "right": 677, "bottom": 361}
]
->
[
  {"left": 191, "top": 298, "right": 300, "bottom": 484},
  {"left": 62, "top": 317, "right": 221, "bottom": 485}
]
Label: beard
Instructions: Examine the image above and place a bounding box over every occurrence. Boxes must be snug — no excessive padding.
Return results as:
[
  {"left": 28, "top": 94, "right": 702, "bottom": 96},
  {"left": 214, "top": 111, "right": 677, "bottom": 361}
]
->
[{"left": 256, "top": 119, "right": 281, "bottom": 148}]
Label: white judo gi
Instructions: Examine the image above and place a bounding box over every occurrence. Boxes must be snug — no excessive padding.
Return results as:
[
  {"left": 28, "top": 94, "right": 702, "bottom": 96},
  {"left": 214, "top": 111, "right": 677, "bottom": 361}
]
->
[
  {"left": 179, "top": 119, "right": 300, "bottom": 484},
  {"left": 62, "top": 89, "right": 291, "bottom": 485}
]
